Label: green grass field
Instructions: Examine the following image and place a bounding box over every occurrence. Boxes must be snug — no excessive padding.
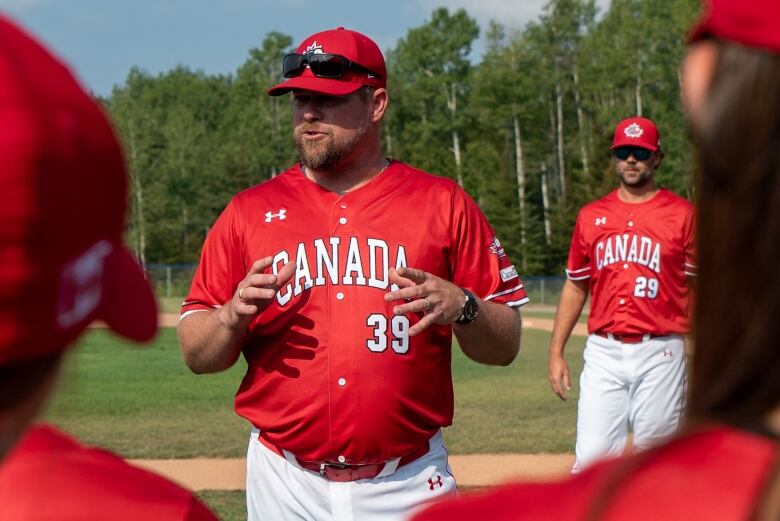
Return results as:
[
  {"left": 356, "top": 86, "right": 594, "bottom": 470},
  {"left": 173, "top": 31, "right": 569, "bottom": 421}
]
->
[{"left": 43, "top": 327, "right": 585, "bottom": 519}]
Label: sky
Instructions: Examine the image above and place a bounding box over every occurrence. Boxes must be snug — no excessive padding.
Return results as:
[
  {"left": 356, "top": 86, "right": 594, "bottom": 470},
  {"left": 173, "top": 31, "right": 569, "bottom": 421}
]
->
[{"left": 1, "top": 0, "right": 610, "bottom": 96}]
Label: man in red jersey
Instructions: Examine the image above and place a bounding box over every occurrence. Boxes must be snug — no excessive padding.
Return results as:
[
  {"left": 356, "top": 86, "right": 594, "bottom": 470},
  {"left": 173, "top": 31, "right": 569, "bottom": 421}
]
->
[
  {"left": 548, "top": 116, "right": 696, "bottom": 472},
  {"left": 178, "top": 26, "right": 528, "bottom": 520},
  {"left": 0, "top": 15, "right": 217, "bottom": 520}
]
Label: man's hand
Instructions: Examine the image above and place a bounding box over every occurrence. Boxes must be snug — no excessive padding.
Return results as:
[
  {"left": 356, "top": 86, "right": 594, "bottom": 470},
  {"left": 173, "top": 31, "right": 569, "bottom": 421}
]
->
[
  {"left": 384, "top": 267, "right": 466, "bottom": 336},
  {"left": 219, "top": 256, "right": 296, "bottom": 331},
  {"left": 548, "top": 352, "right": 571, "bottom": 401}
]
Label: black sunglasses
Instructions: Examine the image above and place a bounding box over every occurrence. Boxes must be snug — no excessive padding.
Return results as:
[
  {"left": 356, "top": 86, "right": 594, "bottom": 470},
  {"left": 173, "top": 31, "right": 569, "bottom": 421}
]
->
[
  {"left": 613, "top": 147, "right": 652, "bottom": 161},
  {"left": 282, "top": 53, "right": 381, "bottom": 80}
]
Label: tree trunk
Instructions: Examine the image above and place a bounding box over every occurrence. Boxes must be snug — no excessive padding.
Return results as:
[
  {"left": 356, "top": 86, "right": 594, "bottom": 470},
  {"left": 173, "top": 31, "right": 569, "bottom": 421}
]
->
[
  {"left": 452, "top": 130, "right": 463, "bottom": 187},
  {"left": 127, "top": 123, "right": 146, "bottom": 267},
  {"left": 513, "top": 115, "right": 527, "bottom": 271},
  {"left": 554, "top": 59, "right": 567, "bottom": 203},
  {"left": 385, "top": 131, "right": 393, "bottom": 157},
  {"left": 572, "top": 64, "right": 590, "bottom": 177},
  {"left": 636, "top": 53, "right": 643, "bottom": 116},
  {"left": 181, "top": 205, "right": 189, "bottom": 253},
  {"left": 541, "top": 163, "right": 552, "bottom": 246},
  {"left": 446, "top": 82, "right": 463, "bottom": 187},
  {"left": 636, "top": 72, "right": 643, "bottom": 116}
]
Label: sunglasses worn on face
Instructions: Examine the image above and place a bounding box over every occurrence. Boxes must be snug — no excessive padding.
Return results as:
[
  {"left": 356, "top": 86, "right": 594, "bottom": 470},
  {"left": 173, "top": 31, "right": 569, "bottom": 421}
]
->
[
  {"left": 282, "top": 53, "right": 381, "bottom": 80},
  {"left": 613, "top": 147, "right": 652, "bottom": 161}
]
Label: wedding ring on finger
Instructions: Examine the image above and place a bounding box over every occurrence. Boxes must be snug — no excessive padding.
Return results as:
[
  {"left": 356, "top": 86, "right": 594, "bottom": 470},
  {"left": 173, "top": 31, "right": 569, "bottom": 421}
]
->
[
  {"left": 421, "top": 297, "right": 431, "bottom": 312},
  {"left": 238, "top": 287, "right": 245, "bottom": 301}
]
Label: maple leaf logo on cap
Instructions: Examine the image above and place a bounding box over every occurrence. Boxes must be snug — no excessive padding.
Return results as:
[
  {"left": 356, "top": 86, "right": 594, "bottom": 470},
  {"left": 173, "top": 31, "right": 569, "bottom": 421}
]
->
[
  {"left": 624, "top": 123, "right": 644, "bottom": 138},
  {"left": 304, "top": 41, "right": 324, "bottom": 54}
]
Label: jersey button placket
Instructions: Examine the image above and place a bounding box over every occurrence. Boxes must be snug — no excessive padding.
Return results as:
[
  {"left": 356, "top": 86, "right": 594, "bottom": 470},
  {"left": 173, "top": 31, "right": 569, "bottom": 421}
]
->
[
  {"left": 330, "top": 197, "right": 356, "bottom": 461},
  {"left": 620, "top": 215, "right": 636, "bottom": 315}
]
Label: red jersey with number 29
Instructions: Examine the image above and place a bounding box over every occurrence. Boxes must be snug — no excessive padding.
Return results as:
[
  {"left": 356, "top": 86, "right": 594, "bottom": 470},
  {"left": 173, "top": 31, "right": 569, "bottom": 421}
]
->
[
  {"left": 566, "top": 189, "right": 695, "bottom": 335},
  {"left": 182, "top": 160, "right": 528, "bottom": 465}
]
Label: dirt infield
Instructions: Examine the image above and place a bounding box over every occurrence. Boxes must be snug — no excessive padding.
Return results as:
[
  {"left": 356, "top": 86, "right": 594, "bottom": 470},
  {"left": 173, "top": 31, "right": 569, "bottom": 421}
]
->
[
  {"left": 131, "top": 453, "right": 575, "bottom": 491},
  {"left": 120, "top": 314, "right": 581, "bottom": 491}
]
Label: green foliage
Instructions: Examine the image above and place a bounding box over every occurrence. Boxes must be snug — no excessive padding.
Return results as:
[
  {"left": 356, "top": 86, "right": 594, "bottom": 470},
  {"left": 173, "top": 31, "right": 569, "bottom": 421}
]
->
[
  {"left": 105, "top": 1, "right": 701, "bottom": 273},
  {"left": 198, "top": 491, "right": 246, "bottom": 521}
]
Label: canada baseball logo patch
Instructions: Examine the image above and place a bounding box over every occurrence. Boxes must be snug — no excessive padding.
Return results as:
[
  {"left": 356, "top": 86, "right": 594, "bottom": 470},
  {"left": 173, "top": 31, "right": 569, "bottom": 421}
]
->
[
  {"left": 304, "top": 41, "right": 323, "bottom": 54},
  {"left": 624, "top": 123, "right": 644, "bottom": 138},
  {"left": 489, "top": 237, "right": 506, "bottom": 258}
]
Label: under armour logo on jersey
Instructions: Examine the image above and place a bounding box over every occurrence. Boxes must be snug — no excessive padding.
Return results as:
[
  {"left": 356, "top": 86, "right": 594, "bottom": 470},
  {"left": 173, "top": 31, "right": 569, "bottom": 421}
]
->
[
  {"left": 428, "top": 475, "right": 443, "bottom": 491},
  {"left": 595, "top": 217, "right": 607, "bottom": 226},
  {"left": 265, "top": 209, "right": 287, "bottom": 222},
  {"left": 663, "top": 350, "right": 673, "bottom": 357},
  {"left": 624, "top": 123, "right": 644, "bottom": 138}
]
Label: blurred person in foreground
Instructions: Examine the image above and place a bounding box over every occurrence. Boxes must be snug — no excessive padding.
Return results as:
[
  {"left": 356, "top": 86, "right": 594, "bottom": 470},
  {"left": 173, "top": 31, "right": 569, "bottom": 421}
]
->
[
  {"left": 413, "top": 0, "right": 780, "bottom": 518},
  {"left": 0, "top": 15, "right": 217, "bottom": 520}
]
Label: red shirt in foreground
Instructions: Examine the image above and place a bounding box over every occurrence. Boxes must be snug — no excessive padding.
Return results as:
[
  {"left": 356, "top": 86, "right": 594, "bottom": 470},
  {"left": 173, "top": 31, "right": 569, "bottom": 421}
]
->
[
  {"left": 413, "top": 425, "right": 778, "bottom": 521},
  {"left": 0, "top": 424, "right": 217, "bottom": 521}
]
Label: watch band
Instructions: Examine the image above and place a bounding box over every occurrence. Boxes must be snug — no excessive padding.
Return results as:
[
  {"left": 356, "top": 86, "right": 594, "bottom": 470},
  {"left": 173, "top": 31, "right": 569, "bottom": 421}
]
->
[{"left": 455, "top": 289, "right": 479, "bottom": 325}]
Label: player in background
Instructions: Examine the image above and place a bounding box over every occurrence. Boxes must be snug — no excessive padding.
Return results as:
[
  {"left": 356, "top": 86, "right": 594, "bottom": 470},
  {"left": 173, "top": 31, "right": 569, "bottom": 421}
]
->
[
  {"left": 178, "top": 27, "right": 528, "bottom": 521},
  {"left": 0, "top": 15, "right": 217, "bottom": 520},
  {"left": 548, "top": 116, "right": 695, "bottom": 472},
  {"left": 413, "top": 0, "right": 780, "bottom": 519}
]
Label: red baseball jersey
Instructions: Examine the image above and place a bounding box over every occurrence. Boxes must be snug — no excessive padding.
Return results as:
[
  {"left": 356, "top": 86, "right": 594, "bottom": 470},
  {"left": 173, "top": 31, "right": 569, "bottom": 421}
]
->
[
  {"left": 0, "top": 424, "right": 217, "bottom": 520},
  {"left": 182, "top": 160, "right": 528, "bottom": 464},
  {"left": 412, "top": 425, "right": 778, "bottom": 521},
  {"left": 565, "top": 189, "right": 696, "bottom": 335}
]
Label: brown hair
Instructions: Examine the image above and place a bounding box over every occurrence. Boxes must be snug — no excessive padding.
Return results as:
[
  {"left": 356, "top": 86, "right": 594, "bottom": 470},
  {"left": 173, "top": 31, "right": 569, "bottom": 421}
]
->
[
  {"left": 0, "top": 353, "right": 62, "bottom": 412},
  {"left": 686, "top": 41, "right": 780, "bottom": 425}
]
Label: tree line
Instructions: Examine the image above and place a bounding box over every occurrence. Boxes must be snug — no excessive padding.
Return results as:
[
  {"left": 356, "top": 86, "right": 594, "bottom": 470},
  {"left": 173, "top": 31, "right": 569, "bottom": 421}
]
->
[{"left": 105, "top": 0, "right": 700, "bottom": 275}]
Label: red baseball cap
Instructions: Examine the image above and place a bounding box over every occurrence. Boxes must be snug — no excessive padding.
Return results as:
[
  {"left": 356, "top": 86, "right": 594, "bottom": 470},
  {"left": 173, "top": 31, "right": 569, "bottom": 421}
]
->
[
  {"left": 689, "top": 0, "right": 780, "bottom": 54},
  {"left": 611, "top": 116, "right": 661, "bottom": 151},
  {"left": 268, "top": 27, "right": 387, "bottom": 97},
  {"left": 0, "top": 15, "right": 157, "bottom": 365}
]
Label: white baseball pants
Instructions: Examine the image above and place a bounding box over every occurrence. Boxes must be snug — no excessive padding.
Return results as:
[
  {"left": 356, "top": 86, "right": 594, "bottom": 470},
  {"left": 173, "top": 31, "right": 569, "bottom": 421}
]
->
[
  {"left": 246, "top": 429, "right": 456, "bottom": 521},
  {"left": 572, "top": 333, "right": 687, "bottom": 473}
]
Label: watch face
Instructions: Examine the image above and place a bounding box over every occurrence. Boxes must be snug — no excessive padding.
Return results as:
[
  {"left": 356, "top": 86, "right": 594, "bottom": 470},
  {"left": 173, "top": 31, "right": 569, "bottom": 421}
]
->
[
  {"left": 456, "top": 290, "right": 479, "bottom": 325},
  {"left": 463, "top": 297, "right": 479, "bottom": 320}
]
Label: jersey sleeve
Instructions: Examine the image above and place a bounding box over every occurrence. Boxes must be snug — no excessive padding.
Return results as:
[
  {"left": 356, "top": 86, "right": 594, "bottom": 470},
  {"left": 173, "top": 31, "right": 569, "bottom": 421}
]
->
[
  {"left": 565, "top": 211, "right": 591, "bottom": 280},
  {"left": 181, "top": 200, "right": 246, "bottom": 319},
  {"left": 683, "top": 205, "right": 697, "bottom": 277},
  {"left": 449, "top": 188, "right": 528, "bottom": 307}
]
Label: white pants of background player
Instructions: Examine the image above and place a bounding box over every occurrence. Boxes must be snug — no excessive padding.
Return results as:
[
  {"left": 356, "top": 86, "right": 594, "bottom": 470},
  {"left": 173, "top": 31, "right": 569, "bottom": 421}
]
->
[
  {"left": 572, "top": 333, "right": 687, "bottom": 473},
  {"left": 246, "top": 428, "right": 456, "bottom": 521}
]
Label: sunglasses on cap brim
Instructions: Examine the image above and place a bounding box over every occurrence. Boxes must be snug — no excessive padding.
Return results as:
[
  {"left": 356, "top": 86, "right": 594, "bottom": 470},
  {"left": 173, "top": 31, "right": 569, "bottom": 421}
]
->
[
  {"left": 613, "top": 147, "right": 653, "bottom": 161},
  {"left": 282, "top": 53, "right": 382, "bottom": 80}
]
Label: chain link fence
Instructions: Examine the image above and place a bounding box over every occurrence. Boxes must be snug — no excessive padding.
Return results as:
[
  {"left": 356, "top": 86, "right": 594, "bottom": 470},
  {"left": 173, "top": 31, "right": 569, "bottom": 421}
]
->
[
  {"left": 145, "top": 264, "right": 568, "bottom": 307},
  {"left": 145, "top": 264, "right": 198, "bottom": 299}
]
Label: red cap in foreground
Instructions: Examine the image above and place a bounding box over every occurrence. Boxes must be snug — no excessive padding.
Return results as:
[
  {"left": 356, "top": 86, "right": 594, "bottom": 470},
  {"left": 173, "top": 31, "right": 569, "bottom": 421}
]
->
[
  {"left": 0, "top": 15, "right": 157, "bottom": 365},
  {"left": 689, "top": 0, "right": 780, "bottom": 54}
]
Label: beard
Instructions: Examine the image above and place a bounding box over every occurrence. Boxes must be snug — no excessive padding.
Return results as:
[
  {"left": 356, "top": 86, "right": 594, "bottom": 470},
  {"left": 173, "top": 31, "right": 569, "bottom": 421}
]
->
[
  {"left": 617, "top": 168, "right": 653, "bottom": 188},
  {"left": 294, "top": 120, "right": 370, "bottom": 171}
]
